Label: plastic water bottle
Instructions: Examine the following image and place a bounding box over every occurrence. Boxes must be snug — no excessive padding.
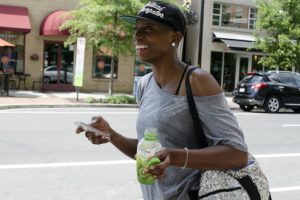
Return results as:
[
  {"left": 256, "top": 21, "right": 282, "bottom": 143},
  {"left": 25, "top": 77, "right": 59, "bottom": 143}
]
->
[{"left": 136, "top": 128, "right": 162, "bottom": 185}]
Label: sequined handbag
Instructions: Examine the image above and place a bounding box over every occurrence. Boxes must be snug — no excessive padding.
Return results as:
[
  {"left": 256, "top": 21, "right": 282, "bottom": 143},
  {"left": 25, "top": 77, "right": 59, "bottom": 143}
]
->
[{"left": 185, "top": 67, "right": 271, "bottom": 200}]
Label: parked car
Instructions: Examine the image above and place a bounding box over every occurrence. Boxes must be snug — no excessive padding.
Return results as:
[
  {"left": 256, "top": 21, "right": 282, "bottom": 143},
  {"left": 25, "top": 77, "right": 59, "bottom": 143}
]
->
[
  {"left": 233, "top": 71, "right": 300, "bottom": 113},
  {"left": 43, "top": 65, "right": 73, "bottom": 84}
]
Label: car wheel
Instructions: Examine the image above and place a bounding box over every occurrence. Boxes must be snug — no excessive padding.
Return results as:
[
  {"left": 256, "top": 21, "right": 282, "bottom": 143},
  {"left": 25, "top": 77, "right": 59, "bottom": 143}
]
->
[
  {"left": 292, "top": 108, "right": 300, "bottom": 113},
  {"left": 43, "top": 76, "right": 51, "bottom": 84},
  {"left": 263, "top": 95, "right": 281, "bottom": 113},
  {"left": 239, "top": 105, "right": 254, "bottom": 112}
]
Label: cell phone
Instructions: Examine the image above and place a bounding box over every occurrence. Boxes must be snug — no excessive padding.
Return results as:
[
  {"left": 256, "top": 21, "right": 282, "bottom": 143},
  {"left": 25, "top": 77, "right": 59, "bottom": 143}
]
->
[{"left": 74, "top": 121, "right": 110, "bottom": 138}]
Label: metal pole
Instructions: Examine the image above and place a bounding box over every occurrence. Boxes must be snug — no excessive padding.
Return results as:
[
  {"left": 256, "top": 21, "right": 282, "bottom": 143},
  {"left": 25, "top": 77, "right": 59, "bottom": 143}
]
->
[
  {"left": 76, "top": 87, "right": 79, "bottom": 101},
  {"left": 198, "top": 0, "right": 205, "bottom": 66}
]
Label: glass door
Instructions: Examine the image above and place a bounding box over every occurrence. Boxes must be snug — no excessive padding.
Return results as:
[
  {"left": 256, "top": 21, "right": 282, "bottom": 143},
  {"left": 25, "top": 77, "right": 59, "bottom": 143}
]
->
[
  {"left": 222, "top": 53, "right": 237, "bottom": 92},
  {"left": 235, "top": 55, "right": 251, "bottom": 88},
  {"left": 43, "top": 42, "right": 74, "bottom": 91}
]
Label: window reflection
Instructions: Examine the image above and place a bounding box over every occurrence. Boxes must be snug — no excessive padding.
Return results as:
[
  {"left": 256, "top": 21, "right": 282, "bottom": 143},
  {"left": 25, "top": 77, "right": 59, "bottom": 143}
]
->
[
  {"left": 212, "top": 3, "right": 257, "bottom": 30},
  {"left": 0, "top": 31, "right": 24, "bottom": 74}
]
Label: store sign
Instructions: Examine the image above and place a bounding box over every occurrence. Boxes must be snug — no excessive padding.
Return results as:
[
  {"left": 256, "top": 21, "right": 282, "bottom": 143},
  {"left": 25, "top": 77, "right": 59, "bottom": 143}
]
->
[{"left": 73, "top": 37, "right": 86, "bottom": 87}]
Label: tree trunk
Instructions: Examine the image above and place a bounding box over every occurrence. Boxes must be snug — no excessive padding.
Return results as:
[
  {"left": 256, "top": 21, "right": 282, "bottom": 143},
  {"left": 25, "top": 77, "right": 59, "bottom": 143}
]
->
[{"left": 109, "top": 4, "right": 118, "bottom": 96}]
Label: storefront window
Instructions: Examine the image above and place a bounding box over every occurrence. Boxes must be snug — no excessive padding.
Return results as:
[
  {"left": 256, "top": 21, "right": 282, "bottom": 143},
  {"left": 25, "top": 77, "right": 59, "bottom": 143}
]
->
[
  {"left": 0, "top": 31, "right": 24, "bottom": 73},
  {"left": 212, "top": 3, "right": 257, "bottom": 30},
  {"left": 134, "top": 60, "right": 152, "bottom": 77},
  {"left": 133, "top": 59, "right": 152, "bottom": 97},
  {"left": 210, "top": 52, "right": 223, "bottom": 85},
  {"left": 92, "top": 51, "right": 118, "bottom": 79},
  {"left": 223, "top": 53, "right": 237, "bottom": 92}
]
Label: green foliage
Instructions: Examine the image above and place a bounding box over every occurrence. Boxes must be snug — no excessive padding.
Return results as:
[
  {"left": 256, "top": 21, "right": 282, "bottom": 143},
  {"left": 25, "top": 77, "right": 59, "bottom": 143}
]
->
[
  {"left": 83, "top": 95, "right": 136, "bottom": 104},
  {"left": 101, "top": 95, "right": 136, "bottom": 104},
  {"left": 255, "top": 0, "right": 300, "bottom": 71},
  {"left": 61, "top": 0, "right": 146, "bottom": 56},
  {"left": 61, "top": 0, "right": 179, "bottom": 56},
  {"left": 83, "top": 96, "right": 99, "bottom": 103}
]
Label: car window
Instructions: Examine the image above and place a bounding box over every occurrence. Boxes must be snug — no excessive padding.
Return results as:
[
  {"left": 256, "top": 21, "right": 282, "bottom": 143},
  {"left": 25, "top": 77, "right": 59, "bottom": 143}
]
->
[
  {"left": 240, "top": 75, "right": 263, "bottom": 84},
  {"left": 48, "top": 67, "right": 57, "bottom": 71},
  {"left": 295, "top": 75, "right": 300, "bottom": 87},
  {"left": 268, "top": 73, "right": 295, "bottom": 85},
  {"left": 278, "top": 74, "right": 296, "bottom": 85}
]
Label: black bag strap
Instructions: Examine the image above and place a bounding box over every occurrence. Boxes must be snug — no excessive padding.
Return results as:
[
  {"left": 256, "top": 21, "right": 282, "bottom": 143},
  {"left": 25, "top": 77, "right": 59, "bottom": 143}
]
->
[
  {"left": 185, "top": 67, "right": 208, "bottom": 148},
  {"left": 237, "top": 176, "right": 261, "bottom": 200},
  {"left": 185, "top": 67, "right": 268, "bottom": 200}
]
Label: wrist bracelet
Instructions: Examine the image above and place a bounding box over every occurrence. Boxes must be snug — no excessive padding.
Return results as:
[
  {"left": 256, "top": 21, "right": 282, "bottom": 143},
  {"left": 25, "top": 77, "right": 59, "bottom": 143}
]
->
[{"left": 182, "top": 147, "right": 189, "bottom": 169}]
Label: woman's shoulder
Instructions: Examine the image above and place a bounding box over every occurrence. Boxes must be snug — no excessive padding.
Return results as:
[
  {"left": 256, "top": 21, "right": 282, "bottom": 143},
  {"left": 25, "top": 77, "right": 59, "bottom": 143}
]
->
[{"left": 188, "top": 67, "right": 222, "bottom": 97}]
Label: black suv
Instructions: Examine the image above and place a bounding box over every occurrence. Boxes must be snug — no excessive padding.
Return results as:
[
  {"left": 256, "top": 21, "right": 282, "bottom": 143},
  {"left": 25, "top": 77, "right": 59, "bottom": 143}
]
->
[{"left": 233, "top": 71, "right": 300, "bottom": 113}]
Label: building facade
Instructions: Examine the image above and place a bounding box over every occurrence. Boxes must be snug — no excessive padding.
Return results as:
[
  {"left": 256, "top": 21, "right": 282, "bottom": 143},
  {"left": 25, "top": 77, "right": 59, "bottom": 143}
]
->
[
  {"left": 186, "top": 0, "right": 267, "bottom": 92},
  {"left": 0, "top": 0, "right": 135, "bottom": 93}
]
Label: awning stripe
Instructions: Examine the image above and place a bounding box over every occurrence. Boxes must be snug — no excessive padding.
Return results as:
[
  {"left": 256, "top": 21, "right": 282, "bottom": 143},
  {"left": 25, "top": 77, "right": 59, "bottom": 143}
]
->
[
  {"left": 0, "top": 5, "right": 31, "bottom": 33},
  {"left": 220, "top": 39, "right": 254, "bottom": 49},
  {"left": 213, "top": 31, "right": 255, "bottom": 42},
  {"left": 40, "top": 10, "right": 72, "bottom": 36}
]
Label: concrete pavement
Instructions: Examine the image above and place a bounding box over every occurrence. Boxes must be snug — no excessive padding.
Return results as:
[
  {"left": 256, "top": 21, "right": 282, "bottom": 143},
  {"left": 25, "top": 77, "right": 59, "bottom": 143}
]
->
[{"left": 0, "top": 90, "right": 239, "bottom": 110}]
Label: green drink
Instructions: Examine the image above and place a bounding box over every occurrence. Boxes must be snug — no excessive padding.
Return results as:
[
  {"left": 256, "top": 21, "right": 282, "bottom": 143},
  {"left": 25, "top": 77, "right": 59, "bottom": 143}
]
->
[{"left": 136, "top": 128, "right": 162, "bottom": 185}]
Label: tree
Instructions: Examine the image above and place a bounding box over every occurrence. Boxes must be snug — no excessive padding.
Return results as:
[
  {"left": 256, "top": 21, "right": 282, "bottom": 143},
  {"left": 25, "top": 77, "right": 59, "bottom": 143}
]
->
[
  {"left": 61, "top": 0, "right": 180, "bottom": 95},
  {"left": 255, "top": 0, "right": 300, "bottom": 71}
]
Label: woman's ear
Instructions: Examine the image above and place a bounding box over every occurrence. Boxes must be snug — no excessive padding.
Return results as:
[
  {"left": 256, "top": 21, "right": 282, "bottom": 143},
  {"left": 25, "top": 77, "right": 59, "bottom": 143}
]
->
[{"left": 172, "top": 31, "right": 184, "bottom": 46}]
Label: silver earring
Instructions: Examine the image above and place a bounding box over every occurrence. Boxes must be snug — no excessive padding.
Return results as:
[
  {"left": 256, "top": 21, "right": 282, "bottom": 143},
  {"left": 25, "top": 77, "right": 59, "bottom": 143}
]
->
[{"left": 171, "top": 42, "right": 176, "bottom": 47}]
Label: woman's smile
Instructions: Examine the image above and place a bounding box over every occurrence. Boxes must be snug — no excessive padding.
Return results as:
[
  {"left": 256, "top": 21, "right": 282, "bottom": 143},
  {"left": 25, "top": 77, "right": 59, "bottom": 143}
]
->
[{"left": 136, "top": 44, "right": 150, "bottom": 58}]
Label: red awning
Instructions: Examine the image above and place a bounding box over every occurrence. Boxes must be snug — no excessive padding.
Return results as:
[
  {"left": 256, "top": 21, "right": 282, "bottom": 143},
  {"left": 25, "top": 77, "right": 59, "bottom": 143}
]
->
[
  {"left": 0, "top": 5, "right": 31, "bottom": 33},
  {"left": 40, "top": 10, "right": 72, "bottom": 36}
]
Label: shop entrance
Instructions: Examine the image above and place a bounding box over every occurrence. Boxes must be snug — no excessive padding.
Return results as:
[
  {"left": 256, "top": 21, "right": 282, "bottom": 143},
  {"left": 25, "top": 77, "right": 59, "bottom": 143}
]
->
[
  {"left": 211, "top": 52, "right": 252, "bottom": 92},
  {"left": 43, "top": 42, "right": 74, "bottom": 91},
  {"left": 235, "top": 55, "right": 251, "bottom": 87}
]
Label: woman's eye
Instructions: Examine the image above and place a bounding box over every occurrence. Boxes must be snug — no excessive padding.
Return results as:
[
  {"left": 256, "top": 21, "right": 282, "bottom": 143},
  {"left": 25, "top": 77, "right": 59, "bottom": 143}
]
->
[{"left": 144, "top": 27, "right": 153, "bottom": 32}]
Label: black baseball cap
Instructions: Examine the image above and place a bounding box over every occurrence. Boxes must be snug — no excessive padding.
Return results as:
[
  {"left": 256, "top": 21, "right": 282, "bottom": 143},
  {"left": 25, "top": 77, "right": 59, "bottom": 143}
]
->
[{"left": 119, "top": 1, "right": 186, "bottom": 35}]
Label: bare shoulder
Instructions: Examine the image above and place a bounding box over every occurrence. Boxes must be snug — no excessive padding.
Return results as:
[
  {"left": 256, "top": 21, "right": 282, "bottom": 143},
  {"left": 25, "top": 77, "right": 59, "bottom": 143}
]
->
[{"left": 188, "top": 68, "right": 222, "bottom": 97}]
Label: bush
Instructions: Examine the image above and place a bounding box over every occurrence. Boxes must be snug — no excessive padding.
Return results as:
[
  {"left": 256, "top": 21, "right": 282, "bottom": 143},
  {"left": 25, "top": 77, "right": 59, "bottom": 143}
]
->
[
  {"left": 83, "top": 97, "right": 99, "bottom": 103},
  {"left": 101, "top": 95, "right": 136, "bottom": 104}
]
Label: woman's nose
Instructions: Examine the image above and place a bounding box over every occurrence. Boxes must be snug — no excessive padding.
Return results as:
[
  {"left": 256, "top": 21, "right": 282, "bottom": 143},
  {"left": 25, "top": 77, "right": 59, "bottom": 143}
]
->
[{"left": 133, "top": 31, "right": 144, "bottom": 42}]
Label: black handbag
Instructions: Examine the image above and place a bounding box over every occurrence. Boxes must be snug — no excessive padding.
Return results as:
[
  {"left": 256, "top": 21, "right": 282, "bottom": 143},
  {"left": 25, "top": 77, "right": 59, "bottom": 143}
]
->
[{"left": 185, "top": 67, "right": 271, "bottom": 200}]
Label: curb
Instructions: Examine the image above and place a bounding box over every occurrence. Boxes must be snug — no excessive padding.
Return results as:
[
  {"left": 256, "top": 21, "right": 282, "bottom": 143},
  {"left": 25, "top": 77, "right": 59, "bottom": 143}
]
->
[
  {"left": 0, "top": 103, "right": 240, "bottom": 110},
  {"left": 0, "top": 103, "right": 139, "bottom": 110}
]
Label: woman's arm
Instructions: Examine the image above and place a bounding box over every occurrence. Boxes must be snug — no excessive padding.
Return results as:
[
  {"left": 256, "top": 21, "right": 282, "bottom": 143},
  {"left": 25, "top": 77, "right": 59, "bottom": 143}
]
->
[
  {"left": 77, "top": 116, "right": 138, "bottom": 160},
  {"left": 169, "top": 145, "right": 248, "bottom": 170},
  {"left": 109, "top": 129, "right": 138, "bottom": 159}
]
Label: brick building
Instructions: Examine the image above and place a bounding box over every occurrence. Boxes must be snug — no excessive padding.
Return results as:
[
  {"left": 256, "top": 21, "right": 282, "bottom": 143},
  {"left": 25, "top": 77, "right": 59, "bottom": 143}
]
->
[{"left": 0, "top": 0, "right": 136, "bottom": 93}]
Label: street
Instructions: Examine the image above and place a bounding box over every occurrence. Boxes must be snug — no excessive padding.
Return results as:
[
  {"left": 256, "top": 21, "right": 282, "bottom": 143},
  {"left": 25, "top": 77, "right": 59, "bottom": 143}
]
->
[{"left": 0, "top": 107, "right": 300, "bottom": 200}]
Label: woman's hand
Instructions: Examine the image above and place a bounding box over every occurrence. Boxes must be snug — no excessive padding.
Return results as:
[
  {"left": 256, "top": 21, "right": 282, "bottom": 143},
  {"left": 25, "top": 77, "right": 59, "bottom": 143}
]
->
[
  {"left": 146, "top": 148, "right": 171, "bottom": 180},
  {"left": 75, "top": 116, "right": 111, "bottom": 145}
]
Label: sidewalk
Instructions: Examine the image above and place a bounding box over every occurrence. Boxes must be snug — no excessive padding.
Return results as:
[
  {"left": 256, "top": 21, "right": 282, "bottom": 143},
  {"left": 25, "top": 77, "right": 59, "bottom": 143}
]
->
[{"left": 0, "top": 90, "right": 239, "bottom": 110}]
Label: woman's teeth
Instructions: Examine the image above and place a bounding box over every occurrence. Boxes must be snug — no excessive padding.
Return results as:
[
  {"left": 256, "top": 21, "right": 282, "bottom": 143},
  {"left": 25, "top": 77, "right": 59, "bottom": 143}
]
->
[{"left": 136, "top": 45, "right": 148, "bottom": 50}]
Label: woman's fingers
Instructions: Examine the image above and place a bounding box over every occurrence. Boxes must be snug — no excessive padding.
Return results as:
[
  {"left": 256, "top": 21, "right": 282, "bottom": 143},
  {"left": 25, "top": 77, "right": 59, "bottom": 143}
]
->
[
  {"left": 85, "top": 131, "right": 95, "bottom": 138},
  {"left": 91, "top": 116, "right": 104, "bottom": 123},
  {"left": 91, "top": 116, "right": 111, "bottom": 132},
  {"left": 76, "top": 127, "right": 84, "bottom": 134},
  {"left": 91, "top": 137, "right": 104, "bottom": 145},
  {"left": 85, "top": 131, "right": 109, "bottom": 144},
  {"left": 146, "top": 148, "right": 171, "bottom": 179}
]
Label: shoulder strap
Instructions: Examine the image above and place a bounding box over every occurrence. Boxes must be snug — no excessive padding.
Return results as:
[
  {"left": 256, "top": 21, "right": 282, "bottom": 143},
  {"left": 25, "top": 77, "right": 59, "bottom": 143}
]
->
[
  {"left": 185, "top": 67, "right": 208, "bottom": 148},
  {"left": 175, "top": 64, "right": 188, "bottom": 95}
]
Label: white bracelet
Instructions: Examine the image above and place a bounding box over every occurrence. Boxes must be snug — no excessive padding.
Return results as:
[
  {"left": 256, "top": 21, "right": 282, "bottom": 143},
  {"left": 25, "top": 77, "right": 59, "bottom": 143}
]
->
[{"left": 181, "top": 147, "right": 189, "bottom": 169}]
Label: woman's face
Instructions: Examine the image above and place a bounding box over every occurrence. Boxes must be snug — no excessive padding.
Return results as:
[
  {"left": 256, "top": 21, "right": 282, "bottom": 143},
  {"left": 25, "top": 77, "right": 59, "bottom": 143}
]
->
[{"left": 133, "top": 20, "right": 175, "bottom": 63}]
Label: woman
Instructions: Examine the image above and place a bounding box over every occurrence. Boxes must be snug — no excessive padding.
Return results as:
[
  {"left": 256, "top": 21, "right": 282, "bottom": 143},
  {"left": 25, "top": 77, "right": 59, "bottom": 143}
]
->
[{"left": 76, "top": 1, "right": 248, "bottom": 200}]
